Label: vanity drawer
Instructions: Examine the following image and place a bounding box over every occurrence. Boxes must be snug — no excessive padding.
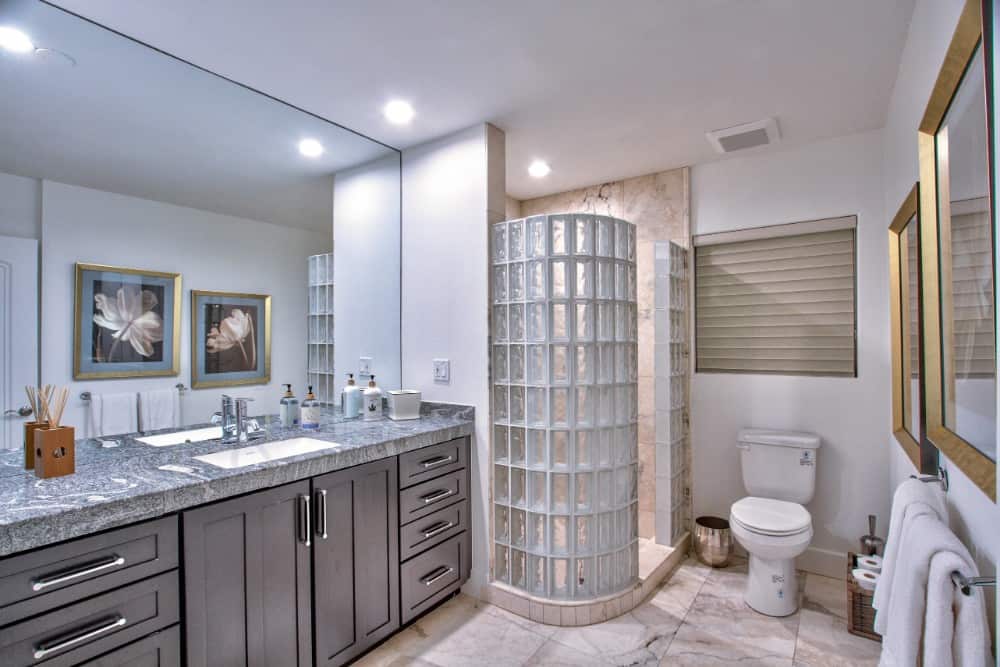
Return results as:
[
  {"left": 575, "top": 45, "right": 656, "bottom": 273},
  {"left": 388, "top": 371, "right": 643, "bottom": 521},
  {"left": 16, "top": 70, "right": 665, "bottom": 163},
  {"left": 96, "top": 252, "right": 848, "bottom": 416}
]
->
[
  {"left": 79, "top": 625, "right": 180, "bottom": 666},
  {"left": 399, "top": 469, "right": 467, "bottom": 525},
  {"left": 0, "top": 571, "right": 179, "bottom": 667},
  {"left": 400, "top": 533, "right": 467, "bottom": 624},
  {"left": 0, "top": 516, "right": 178, "bottom": 625},
  {"left": 399, "top": 500, "right": 468, "bottom": 562},
  {"left": 398, "top": 438, "right": 467, "bottom": 488}
]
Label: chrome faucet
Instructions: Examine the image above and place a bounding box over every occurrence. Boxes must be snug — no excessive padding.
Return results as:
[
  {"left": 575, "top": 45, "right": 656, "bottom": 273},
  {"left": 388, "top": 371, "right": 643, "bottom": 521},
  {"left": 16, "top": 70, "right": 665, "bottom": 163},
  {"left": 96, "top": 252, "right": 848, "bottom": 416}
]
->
[{"left": 212, "top": 394, "right": 263, "bottom": 443}]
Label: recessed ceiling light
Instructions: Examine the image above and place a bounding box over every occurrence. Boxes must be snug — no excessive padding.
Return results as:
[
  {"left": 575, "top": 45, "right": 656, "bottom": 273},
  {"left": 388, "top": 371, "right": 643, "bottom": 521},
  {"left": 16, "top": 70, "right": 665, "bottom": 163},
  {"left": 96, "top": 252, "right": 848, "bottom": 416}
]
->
[
  {"left": 0, "top": 26, "right": 34, "bottom": 54},
  {"left": 384, "top": 100, "right": 415, "bottom": 125},
  {"left": 298, "top": 138, "right": 324, "bottom": 158},
  {"left": 528, "top": 160, "right": 551, "bottom": 178}
]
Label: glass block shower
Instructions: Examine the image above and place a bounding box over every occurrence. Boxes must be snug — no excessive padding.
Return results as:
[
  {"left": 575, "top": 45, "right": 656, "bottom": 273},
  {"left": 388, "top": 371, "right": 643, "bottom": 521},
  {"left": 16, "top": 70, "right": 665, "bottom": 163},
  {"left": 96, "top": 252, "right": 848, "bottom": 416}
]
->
[{"left": 491, "top": 214, "right": 639, "bottom": 601}]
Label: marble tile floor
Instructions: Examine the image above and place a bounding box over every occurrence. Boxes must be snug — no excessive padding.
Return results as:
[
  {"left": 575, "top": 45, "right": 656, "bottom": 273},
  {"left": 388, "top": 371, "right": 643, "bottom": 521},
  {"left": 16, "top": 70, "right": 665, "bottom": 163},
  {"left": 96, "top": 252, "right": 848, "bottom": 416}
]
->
[{"left": 355, "top": 556, "right": 881, "bottom": 667}]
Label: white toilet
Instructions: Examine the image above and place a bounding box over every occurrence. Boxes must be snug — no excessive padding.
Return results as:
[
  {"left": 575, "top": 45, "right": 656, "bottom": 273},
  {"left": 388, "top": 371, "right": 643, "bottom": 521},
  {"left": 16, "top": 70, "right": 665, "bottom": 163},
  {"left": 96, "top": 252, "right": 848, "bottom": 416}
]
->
[{"left": 729, "top": 428, "right": 821, "bottom": 617}]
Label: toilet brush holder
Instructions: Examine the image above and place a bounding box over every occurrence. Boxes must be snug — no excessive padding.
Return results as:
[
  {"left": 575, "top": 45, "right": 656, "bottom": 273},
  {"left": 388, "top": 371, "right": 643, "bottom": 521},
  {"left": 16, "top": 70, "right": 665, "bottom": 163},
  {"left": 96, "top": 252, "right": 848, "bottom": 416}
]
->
[
  {"left": 34, "top": 426, "right": 75, "bottom": 479},
  {"left": 23, "top": 421, "right": 48, "bottom": 469}
]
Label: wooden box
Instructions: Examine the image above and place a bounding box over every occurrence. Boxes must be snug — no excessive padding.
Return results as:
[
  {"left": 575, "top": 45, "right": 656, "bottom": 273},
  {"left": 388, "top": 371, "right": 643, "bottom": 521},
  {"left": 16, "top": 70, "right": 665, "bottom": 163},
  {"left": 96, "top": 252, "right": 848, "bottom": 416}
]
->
[{"left": 34, "top": 426, "right": 75, "bottom": 479}]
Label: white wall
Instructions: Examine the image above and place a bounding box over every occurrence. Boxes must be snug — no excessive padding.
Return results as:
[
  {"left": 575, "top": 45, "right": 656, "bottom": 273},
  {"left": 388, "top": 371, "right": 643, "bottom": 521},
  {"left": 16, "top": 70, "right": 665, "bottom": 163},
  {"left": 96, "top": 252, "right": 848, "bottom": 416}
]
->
[
  {"left": 400, "top": 124, "right": 501, "bottom": 596},
  {"left": 882, "top": 0, "right": 999, "bottom": 639},
  {"left": 0, "top": 172, "right": 40, "bottom": 239},
  {"left": 40, "top": 180, "right": 331, "bottom": 434},
  {"left": 333, "top": 153, "right": 402, "bottom": 390},
  {"left": 690, "top": 130, "right": 890, "bottom": 577}
]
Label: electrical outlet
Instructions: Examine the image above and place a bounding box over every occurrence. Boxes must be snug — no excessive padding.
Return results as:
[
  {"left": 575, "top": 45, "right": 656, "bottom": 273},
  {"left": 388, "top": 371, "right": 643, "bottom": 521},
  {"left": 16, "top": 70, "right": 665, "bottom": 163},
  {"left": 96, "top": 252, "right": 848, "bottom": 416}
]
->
[
  {"left": 433, "top": 358, "right": 450, "bottom": 384},
  {"left": 359, "top": 356, "right": 373, "bottom": 377}
]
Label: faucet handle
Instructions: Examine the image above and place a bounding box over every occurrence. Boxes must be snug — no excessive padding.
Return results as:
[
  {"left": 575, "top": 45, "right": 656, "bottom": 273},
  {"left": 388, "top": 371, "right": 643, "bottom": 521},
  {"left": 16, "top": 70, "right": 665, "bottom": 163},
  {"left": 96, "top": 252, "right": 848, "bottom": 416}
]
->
[{"left": 210, "top": 411, "right": 223, "bottom": 425}]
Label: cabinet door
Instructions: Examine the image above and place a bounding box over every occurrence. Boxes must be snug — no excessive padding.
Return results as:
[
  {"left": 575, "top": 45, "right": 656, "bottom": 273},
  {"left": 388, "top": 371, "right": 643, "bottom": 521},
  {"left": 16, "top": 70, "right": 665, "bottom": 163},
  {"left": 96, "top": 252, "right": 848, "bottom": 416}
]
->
[
  {"left": 313, "top": 457, "right": 399, "bottom": 666},
  {"left": 183, "top": 480, "right": 312, "bottom": 667}
]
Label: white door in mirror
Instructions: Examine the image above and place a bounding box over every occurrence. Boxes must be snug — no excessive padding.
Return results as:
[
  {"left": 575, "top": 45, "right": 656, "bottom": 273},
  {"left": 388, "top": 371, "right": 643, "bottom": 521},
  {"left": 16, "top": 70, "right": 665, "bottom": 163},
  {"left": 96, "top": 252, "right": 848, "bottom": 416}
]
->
[{"left": 193, "top": 437, "right": 337, "bottom": 469}]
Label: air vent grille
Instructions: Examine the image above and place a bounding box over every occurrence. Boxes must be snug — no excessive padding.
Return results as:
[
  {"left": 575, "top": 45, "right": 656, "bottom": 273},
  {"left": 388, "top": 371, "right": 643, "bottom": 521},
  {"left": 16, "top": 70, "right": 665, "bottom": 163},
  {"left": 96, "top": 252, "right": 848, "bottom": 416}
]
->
[{"left": 706, "top": 117, "right": 780, "bottom": 154}]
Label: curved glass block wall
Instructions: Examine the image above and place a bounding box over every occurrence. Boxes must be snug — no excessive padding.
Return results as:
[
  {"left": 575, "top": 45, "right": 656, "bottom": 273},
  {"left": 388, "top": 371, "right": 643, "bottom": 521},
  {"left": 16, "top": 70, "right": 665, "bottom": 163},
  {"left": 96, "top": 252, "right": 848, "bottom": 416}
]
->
[{"left": 492, "top": 214, "right": 639, "bottom": 601}]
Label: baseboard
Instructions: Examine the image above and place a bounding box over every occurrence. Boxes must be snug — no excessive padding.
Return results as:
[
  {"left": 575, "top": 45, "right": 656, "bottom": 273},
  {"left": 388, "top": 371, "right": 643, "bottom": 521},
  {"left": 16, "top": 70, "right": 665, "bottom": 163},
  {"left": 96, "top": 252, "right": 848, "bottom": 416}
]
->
[{"left": 797, "top": 546, "right": 844, "bottom": 579}]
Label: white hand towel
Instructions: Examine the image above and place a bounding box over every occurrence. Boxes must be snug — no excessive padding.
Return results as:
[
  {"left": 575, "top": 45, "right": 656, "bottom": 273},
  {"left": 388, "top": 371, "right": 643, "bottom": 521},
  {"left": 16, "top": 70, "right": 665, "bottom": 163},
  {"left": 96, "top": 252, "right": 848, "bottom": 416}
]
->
[
  {"left": 138, "top": 389, "right": 180, "bottom": 432},
  {"left": 872, "top": 478, "right": 948, "bottom": 634},
  {"left": 924, "top": 550, "right": 990, "bottom": 667},
  {"left": 90, "top": 392, "right": 138, "bottom": 437},
  {"left": 879, "top": 514, "right": 988, "bottom": 667}
]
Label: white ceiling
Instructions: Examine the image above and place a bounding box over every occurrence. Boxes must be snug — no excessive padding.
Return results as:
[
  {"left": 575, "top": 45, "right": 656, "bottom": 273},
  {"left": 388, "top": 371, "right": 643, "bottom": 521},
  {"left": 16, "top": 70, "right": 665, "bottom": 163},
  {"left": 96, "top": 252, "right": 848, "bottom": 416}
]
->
[{"left": 47, "top": 0, "right": 914, "bottom": 200}]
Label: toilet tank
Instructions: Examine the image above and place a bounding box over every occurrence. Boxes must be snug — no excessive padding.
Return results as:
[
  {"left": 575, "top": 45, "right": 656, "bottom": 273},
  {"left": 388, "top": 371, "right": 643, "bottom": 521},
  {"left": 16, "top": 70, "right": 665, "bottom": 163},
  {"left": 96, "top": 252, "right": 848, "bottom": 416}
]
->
[{"left": 737, "top": 428, "right": 821, "bottom": 504}]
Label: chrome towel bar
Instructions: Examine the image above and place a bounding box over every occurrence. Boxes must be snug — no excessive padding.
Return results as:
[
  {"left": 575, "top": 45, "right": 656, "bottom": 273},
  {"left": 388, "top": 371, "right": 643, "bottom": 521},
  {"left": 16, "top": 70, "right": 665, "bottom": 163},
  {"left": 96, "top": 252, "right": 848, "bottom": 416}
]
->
[
  {"left": 952, "top": 572, "right": 996, "bottom": 596},
  {"left": 80, "top": 383, "right": 186, "bottom": 402}
]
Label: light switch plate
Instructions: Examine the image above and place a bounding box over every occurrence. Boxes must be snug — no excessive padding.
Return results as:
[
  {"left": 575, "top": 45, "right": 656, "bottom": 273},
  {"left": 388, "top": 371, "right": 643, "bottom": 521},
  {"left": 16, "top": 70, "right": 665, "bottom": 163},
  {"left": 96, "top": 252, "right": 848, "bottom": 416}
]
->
[
  {"left": 433, "top": 358, "right": 450, "bottom": 384},
  {"left": 359, "top": 356, "right": 373, "bottom": 376}
]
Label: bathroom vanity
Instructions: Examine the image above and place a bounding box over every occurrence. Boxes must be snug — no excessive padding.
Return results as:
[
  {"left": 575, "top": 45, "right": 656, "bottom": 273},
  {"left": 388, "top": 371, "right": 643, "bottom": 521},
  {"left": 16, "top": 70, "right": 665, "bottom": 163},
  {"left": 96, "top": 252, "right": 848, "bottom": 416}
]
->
[{"left": 0, "top": 405, "right": 473, "bottom": 666}]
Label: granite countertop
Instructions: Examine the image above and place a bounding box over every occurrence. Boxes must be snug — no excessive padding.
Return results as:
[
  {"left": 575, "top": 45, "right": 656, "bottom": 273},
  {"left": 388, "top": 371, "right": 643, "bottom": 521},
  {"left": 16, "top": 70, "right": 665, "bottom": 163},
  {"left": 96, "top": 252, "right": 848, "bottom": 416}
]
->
[{"left": 0, "top": 402, "right": 474, "bottom": 557}]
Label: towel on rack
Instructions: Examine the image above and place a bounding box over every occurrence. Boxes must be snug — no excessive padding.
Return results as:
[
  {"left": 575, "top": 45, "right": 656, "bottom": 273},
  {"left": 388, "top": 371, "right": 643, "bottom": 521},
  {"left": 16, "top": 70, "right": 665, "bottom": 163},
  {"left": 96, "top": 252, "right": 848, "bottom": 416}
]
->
[
  {"left": 924, "top": 549, "right": 990, "bottom": 667},
  {"left": 89, "top": 392, "right": 138, "bottom": 437},
  {"left": 872, "top": 477, "right": 948, "bottom": 635},
  {"left": 879, "top": 513, "right": 989, "bottom": 667},
  {"left": 138, "top": 388, "right": 180, "bottom": 432}
]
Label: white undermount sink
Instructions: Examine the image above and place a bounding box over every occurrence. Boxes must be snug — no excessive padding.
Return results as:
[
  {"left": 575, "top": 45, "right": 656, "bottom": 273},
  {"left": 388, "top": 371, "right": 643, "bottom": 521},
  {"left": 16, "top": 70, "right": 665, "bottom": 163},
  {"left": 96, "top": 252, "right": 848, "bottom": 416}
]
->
[
  {"left": 136, "top": 427, "right": 222, "bottom": 447},
  {"left": 193, "top": 437, "right": 338, "bottom": 469}
]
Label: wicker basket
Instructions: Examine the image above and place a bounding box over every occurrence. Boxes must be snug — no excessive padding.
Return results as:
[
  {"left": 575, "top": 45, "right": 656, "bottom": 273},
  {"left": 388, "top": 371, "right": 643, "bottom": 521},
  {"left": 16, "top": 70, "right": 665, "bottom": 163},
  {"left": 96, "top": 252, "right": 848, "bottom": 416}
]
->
[{"left": 846, "top": 552, "right": 881, "bottom": 642}]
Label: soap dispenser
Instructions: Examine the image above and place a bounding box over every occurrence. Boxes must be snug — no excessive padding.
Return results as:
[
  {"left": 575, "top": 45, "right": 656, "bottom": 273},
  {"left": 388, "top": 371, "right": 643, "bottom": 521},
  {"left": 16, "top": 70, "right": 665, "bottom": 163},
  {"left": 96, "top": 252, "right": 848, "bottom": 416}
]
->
[
  {"left": 279, "top": 384, "right": 300, "bottom": 427},
  {"left": 341, "top": 373, "right": 362, "bottom": 419},
  {"left": 363, "top": 375, "right": 383, "bottom": 421},
  {"left": 301, "top": 386, "right": 321, "bottom": 430}
]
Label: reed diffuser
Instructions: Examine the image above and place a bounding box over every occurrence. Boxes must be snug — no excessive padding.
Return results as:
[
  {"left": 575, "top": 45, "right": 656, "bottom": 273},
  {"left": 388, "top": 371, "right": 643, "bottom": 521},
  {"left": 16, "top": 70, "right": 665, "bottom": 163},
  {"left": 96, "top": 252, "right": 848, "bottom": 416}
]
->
[
  {"left": 35, "top": 386, "right": 75, "bottom": 479},
  {"left": 22, "top": 385, "right": 51, "bottom": 470}
]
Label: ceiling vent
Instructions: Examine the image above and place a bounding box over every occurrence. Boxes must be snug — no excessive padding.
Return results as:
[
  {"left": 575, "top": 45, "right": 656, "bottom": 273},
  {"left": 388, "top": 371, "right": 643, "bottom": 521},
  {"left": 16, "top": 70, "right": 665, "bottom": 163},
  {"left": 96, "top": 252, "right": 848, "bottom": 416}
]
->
[{"left": 706, "top": 117, "right": 780, "bottom": 154}]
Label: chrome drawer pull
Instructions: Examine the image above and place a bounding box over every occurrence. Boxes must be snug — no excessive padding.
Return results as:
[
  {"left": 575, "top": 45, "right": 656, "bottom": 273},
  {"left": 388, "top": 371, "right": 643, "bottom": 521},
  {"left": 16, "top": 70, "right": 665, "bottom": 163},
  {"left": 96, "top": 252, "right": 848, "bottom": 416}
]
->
[
  {"left": 32, "top": 556, "right": 126, "bottom": 592},
  {"left": 420, "top": 488, "right": 455, "bottom": 505},
  {"left": 421, "top": 521, "right": 455, "bottom": 539},
  {"left": 34, "top": 615, "right": 126, "bottom": 660},
  {"left": 420, "top": 455, "right": 454, "bottom": 469},
  {"left": 420, "top": 566, "right": 455, "bottom": 587},
  {"left": 299, "top": 494, "right": 311, "bottom": 547},
  {"left": 316, "top": 488, "right": 328, "bottom": 540}
]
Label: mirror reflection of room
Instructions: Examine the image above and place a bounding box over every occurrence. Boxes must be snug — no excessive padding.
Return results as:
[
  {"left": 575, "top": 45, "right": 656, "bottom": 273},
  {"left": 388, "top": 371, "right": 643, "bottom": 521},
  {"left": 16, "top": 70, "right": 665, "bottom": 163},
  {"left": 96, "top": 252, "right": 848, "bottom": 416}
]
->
[
  {"left": 0, "top": 0, "right": 400, "bottom": 447},
  {"left": 936, "top": 44, "right": 996, "bottom": 461}
]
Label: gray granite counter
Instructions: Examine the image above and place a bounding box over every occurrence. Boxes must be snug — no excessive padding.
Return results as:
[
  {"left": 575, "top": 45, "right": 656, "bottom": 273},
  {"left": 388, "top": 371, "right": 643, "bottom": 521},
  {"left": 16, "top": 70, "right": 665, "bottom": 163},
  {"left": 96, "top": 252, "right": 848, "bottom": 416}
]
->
[{"left": 0, "top": 402, "right": 474, "bottom": 556}]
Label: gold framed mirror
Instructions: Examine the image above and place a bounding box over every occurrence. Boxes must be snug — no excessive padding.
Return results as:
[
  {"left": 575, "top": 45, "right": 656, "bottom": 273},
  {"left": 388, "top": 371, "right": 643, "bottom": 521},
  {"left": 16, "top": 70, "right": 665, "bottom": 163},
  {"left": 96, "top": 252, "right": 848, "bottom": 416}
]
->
[
  {"left": 889, "top": 184, "right": 923, "bottom": 468},
  {"left": 918, "top": 0, "right": 996, "bottom": 501}
]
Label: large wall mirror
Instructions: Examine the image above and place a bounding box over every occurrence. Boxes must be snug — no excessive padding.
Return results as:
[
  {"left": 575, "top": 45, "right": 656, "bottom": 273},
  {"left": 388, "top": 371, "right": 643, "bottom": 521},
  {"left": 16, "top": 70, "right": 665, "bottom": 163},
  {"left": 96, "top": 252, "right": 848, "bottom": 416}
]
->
[
  {"left": 889, "top": 184, "right": 924, "bottom": 469},
  {"left": 0, "top": 0, "right": 401, "bottom": 449},
  {"left": 918, "top": 0, "right": 996, "bottom": 500}
]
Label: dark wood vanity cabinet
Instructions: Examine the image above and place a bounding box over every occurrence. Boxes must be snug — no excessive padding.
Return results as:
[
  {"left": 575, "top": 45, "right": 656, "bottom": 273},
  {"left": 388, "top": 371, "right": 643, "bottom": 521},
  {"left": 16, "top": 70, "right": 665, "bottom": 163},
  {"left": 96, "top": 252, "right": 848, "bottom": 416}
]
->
[
  {"left": 0, "top": 436, "right": 469, "bottom": 667},
  {"left": 183, "top": 479, "right": 313, "bottom": 667},
  {"left": 312, "top": 457, "right": 399, "bottom": 666}
]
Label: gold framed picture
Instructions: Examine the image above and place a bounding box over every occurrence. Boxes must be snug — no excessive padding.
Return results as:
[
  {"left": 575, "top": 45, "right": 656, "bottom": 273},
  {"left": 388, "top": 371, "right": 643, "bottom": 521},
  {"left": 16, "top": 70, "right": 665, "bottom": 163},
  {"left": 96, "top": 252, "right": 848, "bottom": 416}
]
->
[
  {"left": 74, "top": 263, "right": 182, "bottom": 380},
  {"left": 190, "top": 290, "right": 271, "bottom": 389}
]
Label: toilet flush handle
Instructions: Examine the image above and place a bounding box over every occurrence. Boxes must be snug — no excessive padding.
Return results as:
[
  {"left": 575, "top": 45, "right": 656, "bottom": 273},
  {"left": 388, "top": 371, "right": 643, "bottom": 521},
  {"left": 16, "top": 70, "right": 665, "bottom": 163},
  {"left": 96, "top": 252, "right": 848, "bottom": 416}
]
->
[{"left": 736, "top": 443, "right": 751, "bottom": 450}]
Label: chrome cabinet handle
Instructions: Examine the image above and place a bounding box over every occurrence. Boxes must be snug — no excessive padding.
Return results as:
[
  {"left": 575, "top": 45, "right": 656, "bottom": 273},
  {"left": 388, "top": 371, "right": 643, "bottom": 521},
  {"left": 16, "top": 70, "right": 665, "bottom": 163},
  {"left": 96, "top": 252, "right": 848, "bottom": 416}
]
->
[
  {"left": 420, "top": 488, "right": 455, "bottom": 505},
  {"left": 299, "top": 494, "right": 311, "bottom": 547},
  {"left": 315, "top": 489, "right": 328, "bottom": 540},
  {"left": 33, "top": 615, "right": 126, "bottom": 660},
  {"left": 421, "top": 521, "right": 455, "bottom": 539},
  {"left": 421, "top": 566, "right": 454, "bottom": 587},
  {"left": 32, "top": 555, "right": 125, "bottom": 592},
  {"left": 420, "top": 455, "right": 454, "bottom": 469}
]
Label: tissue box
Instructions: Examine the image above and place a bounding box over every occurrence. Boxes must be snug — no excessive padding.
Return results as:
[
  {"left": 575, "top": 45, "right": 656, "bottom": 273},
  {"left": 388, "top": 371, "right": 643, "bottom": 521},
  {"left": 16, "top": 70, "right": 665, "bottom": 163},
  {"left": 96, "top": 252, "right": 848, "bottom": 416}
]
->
[{"left": 387, "top": 390, "right": 421, "bottom": 420}]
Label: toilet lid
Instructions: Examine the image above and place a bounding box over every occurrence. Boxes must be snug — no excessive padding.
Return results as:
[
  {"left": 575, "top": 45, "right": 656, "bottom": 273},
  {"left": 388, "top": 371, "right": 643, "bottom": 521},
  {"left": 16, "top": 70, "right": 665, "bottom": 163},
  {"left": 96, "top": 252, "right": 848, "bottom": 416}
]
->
[{"left": 731, "top": 497, "right": 811, "bottom": 536}]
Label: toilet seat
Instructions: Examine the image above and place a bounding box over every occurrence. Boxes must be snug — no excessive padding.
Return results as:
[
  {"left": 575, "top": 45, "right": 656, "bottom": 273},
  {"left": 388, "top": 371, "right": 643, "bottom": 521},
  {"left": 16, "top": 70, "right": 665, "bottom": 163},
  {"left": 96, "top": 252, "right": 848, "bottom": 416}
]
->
[{"left": 731, "top": 496, "right": 811, "bottom": 537}]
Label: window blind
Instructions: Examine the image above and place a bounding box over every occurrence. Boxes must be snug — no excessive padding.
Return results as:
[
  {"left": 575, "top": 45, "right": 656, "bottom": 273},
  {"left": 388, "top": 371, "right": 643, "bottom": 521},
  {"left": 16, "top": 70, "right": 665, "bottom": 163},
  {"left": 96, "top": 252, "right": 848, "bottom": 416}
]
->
[
  {"left": 694, "top": 218, "right": 857, "bottom": 376},
  {"left": 947, "top": 204, "right": 995, "bottom": 379}
]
